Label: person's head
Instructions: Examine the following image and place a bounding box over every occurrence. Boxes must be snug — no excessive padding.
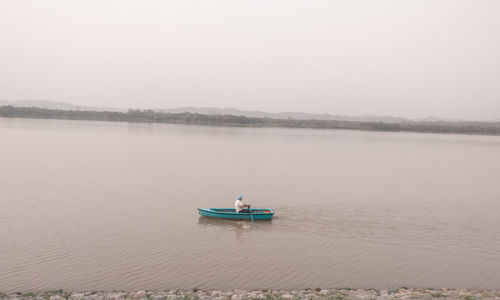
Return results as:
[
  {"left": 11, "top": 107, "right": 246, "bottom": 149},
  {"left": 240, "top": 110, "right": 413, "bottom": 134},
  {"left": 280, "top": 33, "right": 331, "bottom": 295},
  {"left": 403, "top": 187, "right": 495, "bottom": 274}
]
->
[{"left": 237, "top": 195, "right": 243, "bottom": 201}]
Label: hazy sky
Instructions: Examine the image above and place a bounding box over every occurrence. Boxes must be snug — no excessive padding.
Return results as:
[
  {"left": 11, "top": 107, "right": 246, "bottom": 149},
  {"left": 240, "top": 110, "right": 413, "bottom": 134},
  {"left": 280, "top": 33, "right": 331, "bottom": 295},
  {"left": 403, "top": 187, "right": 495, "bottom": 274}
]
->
[{"left": 1, "top": 0, "right": 499, "bottom": 120}]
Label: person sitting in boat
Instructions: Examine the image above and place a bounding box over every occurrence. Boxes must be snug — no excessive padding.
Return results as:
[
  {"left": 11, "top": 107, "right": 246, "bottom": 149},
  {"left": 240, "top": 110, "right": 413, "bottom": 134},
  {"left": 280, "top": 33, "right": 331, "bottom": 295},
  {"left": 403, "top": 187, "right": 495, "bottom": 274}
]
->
[{"left": 235, "top": 195, "right": 251, "bottom": 213}]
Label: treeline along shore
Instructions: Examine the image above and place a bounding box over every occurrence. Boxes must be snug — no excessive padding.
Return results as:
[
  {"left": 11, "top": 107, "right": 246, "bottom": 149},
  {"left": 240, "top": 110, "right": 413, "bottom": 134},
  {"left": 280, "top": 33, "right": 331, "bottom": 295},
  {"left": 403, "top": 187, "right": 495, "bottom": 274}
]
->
[{"left": 1, "top": 105, "right": 500, "bottom": 136}]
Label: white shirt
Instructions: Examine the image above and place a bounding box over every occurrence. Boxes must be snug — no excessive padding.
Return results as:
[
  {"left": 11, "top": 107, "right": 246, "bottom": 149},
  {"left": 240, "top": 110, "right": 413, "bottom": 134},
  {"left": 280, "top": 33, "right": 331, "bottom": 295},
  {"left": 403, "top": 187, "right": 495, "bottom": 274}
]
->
[{"left": 234, "top": 199, "right": 245, "bottom": 213}]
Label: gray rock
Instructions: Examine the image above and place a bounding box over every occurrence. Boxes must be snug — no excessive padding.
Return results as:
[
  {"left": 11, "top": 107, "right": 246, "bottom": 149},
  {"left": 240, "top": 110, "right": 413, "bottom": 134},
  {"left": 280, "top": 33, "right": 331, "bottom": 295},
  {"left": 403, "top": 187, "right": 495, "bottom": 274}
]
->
[
  {"left": 230, "top": 294, "right": 244, "bottom": 300},
  {"left": 132, "top": 291, "right": 147, "bottom": 299},
  {"left": 106, "top": 292, "right": 126, "bottom": 300},
  {"left": 208, "top": 291, "right": 218, "bottom": 297},
  {"left": 70, "top": 293, "right": 86, "bottom": 300}
]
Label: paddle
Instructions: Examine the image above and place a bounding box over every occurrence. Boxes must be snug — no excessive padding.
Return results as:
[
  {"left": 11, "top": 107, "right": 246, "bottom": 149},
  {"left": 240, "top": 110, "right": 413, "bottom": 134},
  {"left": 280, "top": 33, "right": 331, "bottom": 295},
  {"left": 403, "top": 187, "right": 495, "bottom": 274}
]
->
[{"left": 248, "top": 204, "right": 254, "bottom": 224}]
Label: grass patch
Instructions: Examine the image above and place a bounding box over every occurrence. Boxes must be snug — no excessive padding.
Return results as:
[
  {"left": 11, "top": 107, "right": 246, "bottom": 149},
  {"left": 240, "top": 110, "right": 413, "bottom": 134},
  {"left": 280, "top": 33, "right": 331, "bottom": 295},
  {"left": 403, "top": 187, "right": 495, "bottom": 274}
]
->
[
  {"left": 326, "top": 295, "right": 347, "bottom": 300},
  {"left": 22, "top": 292, "right": 36, "bottom": 297},
  {"left": 264, "top": 294, "right": 275, "bottom": 300},
  {"left": 431, "top": 292, "right": 446, "bottom": 297}
]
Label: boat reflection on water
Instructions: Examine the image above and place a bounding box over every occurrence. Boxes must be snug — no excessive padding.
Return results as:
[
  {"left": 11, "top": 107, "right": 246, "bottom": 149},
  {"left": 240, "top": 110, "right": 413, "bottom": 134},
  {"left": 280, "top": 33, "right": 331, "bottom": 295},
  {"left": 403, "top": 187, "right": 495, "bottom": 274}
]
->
[{"left": 198, "top": 216, "right": 273, "bottom": 237}]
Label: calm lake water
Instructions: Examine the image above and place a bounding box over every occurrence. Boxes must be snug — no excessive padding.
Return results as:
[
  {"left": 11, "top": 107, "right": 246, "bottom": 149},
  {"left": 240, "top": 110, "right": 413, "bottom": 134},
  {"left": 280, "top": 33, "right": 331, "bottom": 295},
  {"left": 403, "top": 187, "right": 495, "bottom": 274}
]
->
[{"left": 1, "top": 117, "right": 500, "bottom": 292}]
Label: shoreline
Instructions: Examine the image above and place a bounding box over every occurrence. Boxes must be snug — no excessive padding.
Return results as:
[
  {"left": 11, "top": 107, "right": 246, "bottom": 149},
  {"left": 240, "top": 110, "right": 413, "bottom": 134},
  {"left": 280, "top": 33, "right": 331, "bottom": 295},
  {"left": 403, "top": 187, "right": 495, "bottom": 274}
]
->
[
  {"left": 2, "top": 289, "right": 500, "bottom": 299},
  {"left": 1, "top": 106, "right": 500, "bottom": 136}
]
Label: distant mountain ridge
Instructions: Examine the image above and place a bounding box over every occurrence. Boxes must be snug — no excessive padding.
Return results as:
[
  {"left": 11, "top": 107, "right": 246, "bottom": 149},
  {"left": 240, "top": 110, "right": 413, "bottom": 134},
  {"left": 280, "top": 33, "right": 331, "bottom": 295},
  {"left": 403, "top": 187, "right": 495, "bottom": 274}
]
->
[
  {"left": 0, "top": 100, "right": 124, "bottom": 112},
  {"left": 160, "top": 107, "right": 412, "bottom": 123},
  {"left": 0, "top": 99, "right": 485, "bottom": 123}
]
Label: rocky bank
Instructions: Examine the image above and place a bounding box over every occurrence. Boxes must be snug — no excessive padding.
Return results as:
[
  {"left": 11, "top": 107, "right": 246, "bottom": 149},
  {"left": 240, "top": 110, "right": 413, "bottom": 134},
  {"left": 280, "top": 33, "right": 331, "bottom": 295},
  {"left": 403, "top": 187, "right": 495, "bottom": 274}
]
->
[{"left": 1, "top": 289, "right": 500, "bottom": 300}]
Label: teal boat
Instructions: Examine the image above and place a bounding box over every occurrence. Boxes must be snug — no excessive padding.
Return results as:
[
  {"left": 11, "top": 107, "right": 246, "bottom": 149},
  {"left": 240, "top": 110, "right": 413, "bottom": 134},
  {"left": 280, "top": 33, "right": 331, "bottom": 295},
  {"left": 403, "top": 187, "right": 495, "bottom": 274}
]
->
[{"left": 198, "top": 208, "right": 274, "bottom": 220}]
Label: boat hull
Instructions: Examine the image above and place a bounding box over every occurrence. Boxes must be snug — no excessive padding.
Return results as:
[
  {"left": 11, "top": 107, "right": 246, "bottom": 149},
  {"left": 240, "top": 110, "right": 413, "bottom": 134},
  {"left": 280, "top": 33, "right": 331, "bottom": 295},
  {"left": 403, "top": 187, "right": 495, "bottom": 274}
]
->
[{"left": 198, "top": 208, "right": 274, "bottom": 220}]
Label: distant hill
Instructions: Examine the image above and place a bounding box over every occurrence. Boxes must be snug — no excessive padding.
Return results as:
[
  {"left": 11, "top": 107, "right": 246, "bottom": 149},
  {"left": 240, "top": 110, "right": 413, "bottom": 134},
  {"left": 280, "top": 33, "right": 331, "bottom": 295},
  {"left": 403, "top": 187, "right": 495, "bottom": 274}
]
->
[
  {"left": 2, "top": 106, "right": 500, "bottom": 136},
  {"left": 159, "top": 107, "right": 412, "bottom": 123},
  {"left": 0, "top": 100, "right": 124, "bottom": 112},
  {"left": 1, "top": 101, "right": 411, "bottom": 122},
  {"left": 0, "top": 99, "right": 486, "bottom": 123}
]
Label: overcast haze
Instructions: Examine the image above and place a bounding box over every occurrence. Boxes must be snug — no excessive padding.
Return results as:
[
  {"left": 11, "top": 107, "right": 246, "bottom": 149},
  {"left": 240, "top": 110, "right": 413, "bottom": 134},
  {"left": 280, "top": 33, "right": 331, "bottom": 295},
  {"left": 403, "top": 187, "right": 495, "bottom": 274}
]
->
[{"left": 1, "top": 0, "right": 499, "bottom": 120}]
